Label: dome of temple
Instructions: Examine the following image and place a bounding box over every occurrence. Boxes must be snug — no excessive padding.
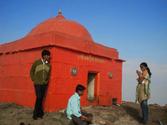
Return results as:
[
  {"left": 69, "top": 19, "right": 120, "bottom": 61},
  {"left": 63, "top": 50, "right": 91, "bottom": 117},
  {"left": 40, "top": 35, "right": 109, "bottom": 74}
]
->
[{"left": 28, "top": 10, "right": 93, "bottom": 42}]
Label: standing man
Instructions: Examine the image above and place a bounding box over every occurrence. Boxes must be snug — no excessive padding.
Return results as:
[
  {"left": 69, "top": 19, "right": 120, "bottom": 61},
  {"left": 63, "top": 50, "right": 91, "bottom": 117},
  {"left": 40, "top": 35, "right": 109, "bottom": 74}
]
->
[
  {"left": 30, "top": 49, "right": 51, "bottom": 120},
  {"left": 66, "top": 84, "right": 93, "bottom": 125}
]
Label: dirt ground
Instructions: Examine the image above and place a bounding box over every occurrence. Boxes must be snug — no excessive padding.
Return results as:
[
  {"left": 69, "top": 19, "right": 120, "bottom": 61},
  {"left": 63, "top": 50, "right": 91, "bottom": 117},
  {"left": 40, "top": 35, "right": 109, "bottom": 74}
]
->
[{"left": 0, "top": 101, "right": 167, "bottom": 125}]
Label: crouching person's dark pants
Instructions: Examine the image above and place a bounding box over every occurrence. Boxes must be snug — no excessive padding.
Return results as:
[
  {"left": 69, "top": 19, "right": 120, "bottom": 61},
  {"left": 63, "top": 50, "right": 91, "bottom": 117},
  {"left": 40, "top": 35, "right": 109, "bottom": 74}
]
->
[
  {"left": 71, "top": 112, "right": 93, "bottom": 125},
  {"left": 33, "top": 84, "right": 47, "bottom": 118}
]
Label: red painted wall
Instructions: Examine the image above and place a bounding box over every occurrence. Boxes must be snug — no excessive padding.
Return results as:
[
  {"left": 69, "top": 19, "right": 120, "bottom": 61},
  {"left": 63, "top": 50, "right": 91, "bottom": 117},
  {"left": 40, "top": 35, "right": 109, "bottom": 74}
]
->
[{"left": 0, "top": 44, "right": 123, "bottom": 112}]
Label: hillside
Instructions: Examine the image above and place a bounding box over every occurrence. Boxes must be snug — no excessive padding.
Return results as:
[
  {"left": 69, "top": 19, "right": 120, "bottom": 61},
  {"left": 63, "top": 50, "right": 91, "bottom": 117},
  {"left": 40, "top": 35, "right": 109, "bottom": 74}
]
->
[{"left": 0, "top": 101, "right": 167, "bottom": 125}]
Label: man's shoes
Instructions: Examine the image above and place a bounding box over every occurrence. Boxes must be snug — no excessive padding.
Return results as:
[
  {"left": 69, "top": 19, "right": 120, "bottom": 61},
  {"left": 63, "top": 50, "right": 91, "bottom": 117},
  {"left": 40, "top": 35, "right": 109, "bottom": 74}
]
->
[
  {"left": 32, "top": 116, "right": 38, "bottom": 120},
  {"left": 20, "top": 122, "right": 25, "bottom": 125},
  {"left": 33, "top": 113, "right": 44, "bottom": 120},
  {"left": 39, "top": 116, "right": 43, "bottom": 119}
]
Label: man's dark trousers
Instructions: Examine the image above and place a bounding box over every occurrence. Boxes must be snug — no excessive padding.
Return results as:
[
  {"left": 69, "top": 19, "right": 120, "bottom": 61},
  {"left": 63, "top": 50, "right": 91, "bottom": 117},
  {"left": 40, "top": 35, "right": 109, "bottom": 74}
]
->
[
  {"left": 71, "top": 112, "right": 92, "bottom": 125},
  {"left": 71, "top": 115, "right": 88, "bottom": 125},
  {"left": 33, "top": 84, "right": 47, "bottom": 118}
]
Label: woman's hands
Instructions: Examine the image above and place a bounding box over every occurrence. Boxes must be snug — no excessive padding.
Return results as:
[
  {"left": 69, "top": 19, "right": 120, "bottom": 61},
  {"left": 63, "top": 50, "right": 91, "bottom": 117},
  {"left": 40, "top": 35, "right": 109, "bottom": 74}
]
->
[{"left": 136, "top": 70, "right": 141, "bottom": 76}]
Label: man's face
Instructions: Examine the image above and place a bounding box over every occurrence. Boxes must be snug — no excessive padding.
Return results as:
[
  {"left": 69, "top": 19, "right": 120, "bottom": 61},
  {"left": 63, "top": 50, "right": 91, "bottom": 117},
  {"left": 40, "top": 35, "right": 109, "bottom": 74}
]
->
[
  {"left": 78, "top": 90, "right": 84, "bottom": 96},
  {"left": 43, "top": 55, "right": 50, "bottom": 62}
]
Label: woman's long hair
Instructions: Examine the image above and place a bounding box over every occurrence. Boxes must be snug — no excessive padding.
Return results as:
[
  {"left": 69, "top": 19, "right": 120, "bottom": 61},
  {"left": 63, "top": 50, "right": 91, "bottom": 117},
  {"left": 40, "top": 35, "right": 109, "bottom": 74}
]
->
[{"left": 140, "top": 62, "right": 152, "bottom": 77}]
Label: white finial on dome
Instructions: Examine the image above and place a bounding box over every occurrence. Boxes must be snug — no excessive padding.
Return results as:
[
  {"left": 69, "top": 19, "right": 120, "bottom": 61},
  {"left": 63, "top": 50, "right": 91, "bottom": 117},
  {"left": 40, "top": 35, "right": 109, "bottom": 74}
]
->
[{"left": 58, "top": 9, "right": 62, "bottom": 15}]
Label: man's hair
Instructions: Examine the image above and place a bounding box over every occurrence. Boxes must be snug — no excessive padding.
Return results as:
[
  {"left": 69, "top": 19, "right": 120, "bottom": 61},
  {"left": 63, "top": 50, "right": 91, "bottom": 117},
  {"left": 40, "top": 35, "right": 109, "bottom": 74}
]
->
[
  {"left": 42, "top": 49, "right": 50, "bottom": 57},
  {"left": 76, "top": 84, "right": 86, "bottom": 92}
]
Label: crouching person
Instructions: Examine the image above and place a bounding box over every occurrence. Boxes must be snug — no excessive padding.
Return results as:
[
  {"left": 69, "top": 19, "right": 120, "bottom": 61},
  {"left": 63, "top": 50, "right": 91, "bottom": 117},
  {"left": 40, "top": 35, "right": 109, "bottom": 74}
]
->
[{"left": 66, "top": 84, "right": 93, "bottom": 125}]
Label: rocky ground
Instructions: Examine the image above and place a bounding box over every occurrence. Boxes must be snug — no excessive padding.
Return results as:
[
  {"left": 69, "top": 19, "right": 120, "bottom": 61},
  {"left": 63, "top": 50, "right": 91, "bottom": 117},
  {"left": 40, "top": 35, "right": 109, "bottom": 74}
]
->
[{"left": 0, "top": 101, "right": 167, "bottom": 125}]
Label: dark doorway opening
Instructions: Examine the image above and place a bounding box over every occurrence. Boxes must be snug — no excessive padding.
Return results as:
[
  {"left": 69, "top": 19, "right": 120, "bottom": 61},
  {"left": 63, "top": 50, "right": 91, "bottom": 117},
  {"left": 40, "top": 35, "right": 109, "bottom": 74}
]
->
[{"left": 87, "top": 72, "right": 97, "bottom": 101}]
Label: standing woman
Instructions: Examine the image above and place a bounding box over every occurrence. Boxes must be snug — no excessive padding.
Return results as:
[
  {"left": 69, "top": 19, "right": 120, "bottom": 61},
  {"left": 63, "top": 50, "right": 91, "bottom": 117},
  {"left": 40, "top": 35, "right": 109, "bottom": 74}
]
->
[{"left": 136, "top": 62, "right": 152, "bottom": 124}]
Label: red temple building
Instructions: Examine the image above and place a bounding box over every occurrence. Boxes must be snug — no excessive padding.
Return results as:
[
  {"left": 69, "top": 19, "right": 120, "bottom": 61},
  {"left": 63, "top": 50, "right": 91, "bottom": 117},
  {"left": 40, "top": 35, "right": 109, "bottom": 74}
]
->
[{"left": 0, "top": 11, "right": 124, "bottom": 112}]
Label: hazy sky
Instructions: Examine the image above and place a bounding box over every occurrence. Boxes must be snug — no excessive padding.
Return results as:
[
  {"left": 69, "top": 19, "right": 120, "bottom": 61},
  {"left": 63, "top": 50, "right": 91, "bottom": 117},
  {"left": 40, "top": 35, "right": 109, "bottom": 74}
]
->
[{"left": 0, "top": 0, "right": 167, "bottom": 105}]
